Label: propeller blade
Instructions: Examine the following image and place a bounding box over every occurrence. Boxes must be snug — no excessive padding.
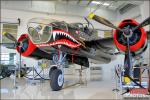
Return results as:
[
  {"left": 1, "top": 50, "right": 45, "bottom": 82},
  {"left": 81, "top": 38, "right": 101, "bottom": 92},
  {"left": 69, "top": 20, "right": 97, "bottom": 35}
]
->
[
  {"left": 124, "top": 37, "right": 133, "bottom": 84},
  {"left": 132, "top": 16, "right": 150, "bottom": 32},
  {"left": 2, "top": 32, "right": 18, "bottom": 43},
  {"left": 88, "top": 13, "right": 123, "bottom": 32},
  {"left": 123, "top": 37, "right": 145, "bottom": 88},
  {"left": 126, "top": 37, "right": 132, "bottom": 70}
]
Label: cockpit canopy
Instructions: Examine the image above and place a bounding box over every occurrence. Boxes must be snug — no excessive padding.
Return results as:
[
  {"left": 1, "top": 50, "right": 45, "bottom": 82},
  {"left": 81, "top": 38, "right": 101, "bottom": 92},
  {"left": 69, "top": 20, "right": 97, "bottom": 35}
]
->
[{"left": 27, "top": 18, "right": 68, "bottom": 44}]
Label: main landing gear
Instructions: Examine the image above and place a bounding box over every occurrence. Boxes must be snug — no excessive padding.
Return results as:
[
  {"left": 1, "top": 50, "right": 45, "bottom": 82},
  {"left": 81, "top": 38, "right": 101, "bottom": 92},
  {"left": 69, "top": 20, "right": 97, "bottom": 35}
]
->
[{"left": 49, "top": 51, "right": 66, "bottom": 91}]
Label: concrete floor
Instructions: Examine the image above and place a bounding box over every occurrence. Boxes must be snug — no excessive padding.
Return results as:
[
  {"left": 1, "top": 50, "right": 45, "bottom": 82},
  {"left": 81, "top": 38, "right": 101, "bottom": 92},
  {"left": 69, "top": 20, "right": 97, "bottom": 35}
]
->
[
  {"left": 1, "top": 66, "right": 150, "bottom": 99},
  {"left": 0, "top": 74, "right": 122, "bottom": 99}
]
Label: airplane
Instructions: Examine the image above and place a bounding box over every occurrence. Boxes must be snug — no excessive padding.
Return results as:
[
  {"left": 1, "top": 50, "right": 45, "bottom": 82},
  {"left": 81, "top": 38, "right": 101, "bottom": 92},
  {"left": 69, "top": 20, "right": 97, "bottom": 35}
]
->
[{"left": 1, "top": 14, "right": 150, "bottom": 91}]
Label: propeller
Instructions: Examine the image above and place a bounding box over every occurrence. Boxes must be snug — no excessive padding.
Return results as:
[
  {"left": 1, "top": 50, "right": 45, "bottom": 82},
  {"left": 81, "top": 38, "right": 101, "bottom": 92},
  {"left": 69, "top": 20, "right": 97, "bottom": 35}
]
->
[
  {"left": 88, "top": 13, "right": 123, "bottom": 32},
  {"left": 126, "top": 37, "right": 132, "bottom": 72},
  {"left": 2, "top": 32, "right": 28, "bottom": 78},
  {"left": 1, "top": 32, "right": 18, "bottom": 49},
  {"left": 88, "top": 12, "right": 132, "bottom": 68},
  {"left": 88, "top": 13, "right": 150, "bottom": 88},
  {"left": 2, "top": 32, "right": 28, "bottom": 50},
  {"left": 2, "top": 32, "right": 18, "bottom": 43}
]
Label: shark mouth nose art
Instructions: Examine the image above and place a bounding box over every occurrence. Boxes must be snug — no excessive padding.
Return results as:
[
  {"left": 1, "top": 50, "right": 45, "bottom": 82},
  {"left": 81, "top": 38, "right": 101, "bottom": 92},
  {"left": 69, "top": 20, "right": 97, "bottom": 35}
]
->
[{"left": 36, "top": 30, "right": 81, "bottom": 48}]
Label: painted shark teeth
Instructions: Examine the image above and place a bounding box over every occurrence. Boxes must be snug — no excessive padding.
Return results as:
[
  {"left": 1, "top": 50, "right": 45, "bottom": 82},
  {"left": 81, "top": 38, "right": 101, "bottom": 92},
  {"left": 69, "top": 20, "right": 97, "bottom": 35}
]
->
[
  {"left": 36, "top": 30, "right": 82, "bottom": 48},
  {"left": 53, "top": 32, "right": 56, "bottom": 41},
  {"left": 36, "top": 40, "right": 80, "bottom": 48},
  {"left": 52, "top": 31, "right": 80, "bottom": 44}
]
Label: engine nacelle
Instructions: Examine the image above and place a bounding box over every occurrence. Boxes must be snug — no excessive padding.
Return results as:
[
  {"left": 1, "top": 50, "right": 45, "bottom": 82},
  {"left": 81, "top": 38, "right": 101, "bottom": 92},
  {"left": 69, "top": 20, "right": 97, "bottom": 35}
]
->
[
  {"left": 114, "top": 19, "right": 147, "bottom": 56},
  {"left": 16, "top": 34, "right": 52, "bottom": 59},
  {"left": 16, "top": 34, "right": 37, "bottom": 56}
]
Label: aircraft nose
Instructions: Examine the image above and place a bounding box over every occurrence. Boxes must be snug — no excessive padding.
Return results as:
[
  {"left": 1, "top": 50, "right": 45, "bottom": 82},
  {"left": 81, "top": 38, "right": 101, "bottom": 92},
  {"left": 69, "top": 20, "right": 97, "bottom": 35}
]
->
[{"left": 18, "top": 39, "right": 29, "bottom": 53}]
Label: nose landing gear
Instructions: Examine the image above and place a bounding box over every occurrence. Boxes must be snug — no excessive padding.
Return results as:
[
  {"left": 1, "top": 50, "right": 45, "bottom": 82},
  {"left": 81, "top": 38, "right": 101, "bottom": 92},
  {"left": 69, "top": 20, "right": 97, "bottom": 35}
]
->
[
  {"left": 49, "top": 51, "right": 66, "bottom": 91},
  {"left": 50, "top": 69, "right": 64, "bottom": 91}
]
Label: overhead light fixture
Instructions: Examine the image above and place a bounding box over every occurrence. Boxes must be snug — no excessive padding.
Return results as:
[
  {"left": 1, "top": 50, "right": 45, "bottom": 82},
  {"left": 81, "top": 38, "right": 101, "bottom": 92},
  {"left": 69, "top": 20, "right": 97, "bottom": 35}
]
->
[
  {"left": 91, "top": 1, "right": 102, "bottom": 5},
  {"left": 103, "top": 3, "right": 110, "bottom": 6}
]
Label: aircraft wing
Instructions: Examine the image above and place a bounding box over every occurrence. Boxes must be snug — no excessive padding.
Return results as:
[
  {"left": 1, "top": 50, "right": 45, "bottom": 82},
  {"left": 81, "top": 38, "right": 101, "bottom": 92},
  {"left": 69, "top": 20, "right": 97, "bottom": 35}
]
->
[
  {"left": 80, "top": 37, "right": 118, "bottom": 64},
  {"left": 84, "top": 30, "right": 150, "bottom": 47},
  {"left": 84, "top": 37, "right": 117, "bottom": 56},
  {"left": 84, "top": 37, "right": 114, "bottom": 49}
]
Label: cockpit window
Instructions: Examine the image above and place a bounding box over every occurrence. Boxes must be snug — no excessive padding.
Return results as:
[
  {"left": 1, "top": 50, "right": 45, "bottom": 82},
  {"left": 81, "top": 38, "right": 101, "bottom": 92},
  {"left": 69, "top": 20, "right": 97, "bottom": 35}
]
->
[
  {"left": 27, "top": 18, "right": 54, "bottom": 44},
  {"left": 27, "top": 18, "right": 69, "bottom": 44},
  {"left": 51, "top": 22, "right": 68, "bottom": 32},
  {"left": 41, "top": 26, "right": 52, "bottom": 42},
  {"left": 28, "top": 27, "right": 40, "bottom": 41}
]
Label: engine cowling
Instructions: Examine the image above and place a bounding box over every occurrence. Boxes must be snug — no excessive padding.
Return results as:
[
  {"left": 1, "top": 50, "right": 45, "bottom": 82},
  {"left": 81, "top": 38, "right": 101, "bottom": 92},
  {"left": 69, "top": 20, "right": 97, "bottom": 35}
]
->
[
  {"left": 16, "top": 34, "right": 37, "bottom": 56},
  {"left": 16, "top": 34, "right": 52, "bottom": 59},
  {"left": 114, "top": 19, "right": 147, "bottom": 56}
]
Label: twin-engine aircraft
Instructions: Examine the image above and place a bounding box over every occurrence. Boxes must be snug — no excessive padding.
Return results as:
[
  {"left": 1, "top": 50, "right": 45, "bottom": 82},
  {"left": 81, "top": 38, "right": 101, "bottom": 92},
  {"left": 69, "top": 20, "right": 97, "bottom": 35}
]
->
[{"left": 2, "top": 13, "right": 150, "bottom": 91}]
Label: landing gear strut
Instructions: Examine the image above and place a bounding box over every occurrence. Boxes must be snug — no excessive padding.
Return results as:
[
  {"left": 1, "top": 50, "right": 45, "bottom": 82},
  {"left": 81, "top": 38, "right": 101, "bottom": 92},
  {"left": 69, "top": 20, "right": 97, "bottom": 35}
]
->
[{"left": 49, "top": 51, "right": 66, "bottom": 91}]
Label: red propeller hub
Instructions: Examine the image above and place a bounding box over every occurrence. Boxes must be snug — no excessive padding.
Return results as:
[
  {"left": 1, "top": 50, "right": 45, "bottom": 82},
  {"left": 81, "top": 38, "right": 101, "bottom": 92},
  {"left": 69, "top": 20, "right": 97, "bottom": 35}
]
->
[
  {"left": 16, "top": 34, "right": 37, "bottom": 57},
  {"left": 114, "top": 19, "right": 147, "bottom": 54}
]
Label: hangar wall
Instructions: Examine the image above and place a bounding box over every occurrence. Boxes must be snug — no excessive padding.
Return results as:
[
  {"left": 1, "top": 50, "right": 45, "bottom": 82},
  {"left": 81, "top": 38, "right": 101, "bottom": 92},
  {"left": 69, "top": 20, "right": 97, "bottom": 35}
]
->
[{"left": 1, "top": 1, "right": 117, "bottom": 21}]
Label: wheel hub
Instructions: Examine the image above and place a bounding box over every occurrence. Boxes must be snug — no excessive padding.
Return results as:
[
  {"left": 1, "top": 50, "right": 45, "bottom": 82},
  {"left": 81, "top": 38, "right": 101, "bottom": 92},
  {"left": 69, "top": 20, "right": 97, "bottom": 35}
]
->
[{"left": 58, "top": 74, "right": 63, "bottom": 86}]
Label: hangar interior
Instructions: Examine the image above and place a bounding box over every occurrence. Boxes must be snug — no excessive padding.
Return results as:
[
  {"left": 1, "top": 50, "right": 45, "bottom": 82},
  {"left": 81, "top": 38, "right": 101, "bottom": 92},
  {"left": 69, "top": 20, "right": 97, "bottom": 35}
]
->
[{"left": 0, "top": 0, "right": 150, "bottom": 99}]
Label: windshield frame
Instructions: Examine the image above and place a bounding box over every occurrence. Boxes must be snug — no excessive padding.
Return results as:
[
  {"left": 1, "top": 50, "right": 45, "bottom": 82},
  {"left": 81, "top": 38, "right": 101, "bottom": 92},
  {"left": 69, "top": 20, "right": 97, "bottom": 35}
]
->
[{"left": 27, "top": 22, "right": 52, "bottom": 44}]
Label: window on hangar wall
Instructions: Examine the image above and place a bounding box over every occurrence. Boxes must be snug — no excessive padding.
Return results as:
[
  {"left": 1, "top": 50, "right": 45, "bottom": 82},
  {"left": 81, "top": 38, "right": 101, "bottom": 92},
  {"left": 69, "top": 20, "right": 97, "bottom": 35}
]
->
[
  {"left": 0, "top": 18, "right": 19, "bottom": 65},
  {"left": 1, "top": 24, "right": 18, "bottom": 43},
  {"left": 0, "top": 17, "right": 19, "bottom": 43},
  {"left": 1, "top": 53, "right": 17, "bottom": 65}
]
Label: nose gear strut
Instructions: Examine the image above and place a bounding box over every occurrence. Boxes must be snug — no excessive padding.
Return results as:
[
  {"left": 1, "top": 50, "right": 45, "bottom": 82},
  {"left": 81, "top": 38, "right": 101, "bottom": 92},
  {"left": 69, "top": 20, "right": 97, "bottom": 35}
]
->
[{"left": 49, "top": 48, "right": 67, "bottom": 91}]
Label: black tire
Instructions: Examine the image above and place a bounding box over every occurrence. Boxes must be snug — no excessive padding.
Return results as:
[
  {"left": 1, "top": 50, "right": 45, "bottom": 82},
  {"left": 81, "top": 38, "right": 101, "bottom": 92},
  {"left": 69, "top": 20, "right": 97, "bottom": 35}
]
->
[
  {"left": 49, "top": 67, "right": 57, "bottom": 79},
  {"left": 50, "top": 69, "right": 64, "bottom": 91}
]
